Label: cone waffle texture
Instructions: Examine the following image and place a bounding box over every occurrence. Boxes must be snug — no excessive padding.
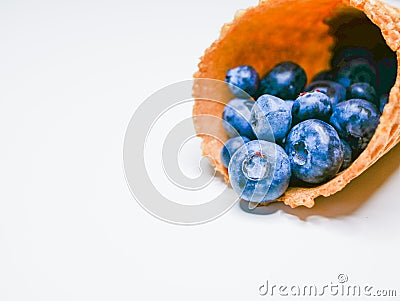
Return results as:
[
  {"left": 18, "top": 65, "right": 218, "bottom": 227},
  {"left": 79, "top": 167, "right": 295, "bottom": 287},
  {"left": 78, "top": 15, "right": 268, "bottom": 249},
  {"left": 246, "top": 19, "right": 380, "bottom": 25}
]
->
[{"left": 193, "top": 0, "right": 400, "bottom": 208}]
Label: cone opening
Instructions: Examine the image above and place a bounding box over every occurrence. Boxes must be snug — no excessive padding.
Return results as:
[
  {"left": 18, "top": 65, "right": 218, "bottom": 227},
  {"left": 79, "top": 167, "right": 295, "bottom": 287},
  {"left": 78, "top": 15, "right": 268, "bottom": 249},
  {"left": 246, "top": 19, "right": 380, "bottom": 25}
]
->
[{"left": 325, "top": 6, "right": 397, "bottom": 96}]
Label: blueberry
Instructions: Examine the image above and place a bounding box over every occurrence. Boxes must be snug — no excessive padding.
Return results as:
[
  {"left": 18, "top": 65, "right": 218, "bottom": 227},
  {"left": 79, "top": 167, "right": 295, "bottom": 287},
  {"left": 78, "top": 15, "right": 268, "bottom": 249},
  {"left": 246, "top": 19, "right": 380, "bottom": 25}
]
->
[
  {"left": 331, "top": 47, "right": 373, "bottom": 69},
  {"left": 222, "top": 98, "right": 255, "bottom": 139},
  {"left": 329, "top": 99, "right": 381, "bottom": 155},
  {"left": 228, "top": 140, "right": 291, "bottom": 202},
  {"left": 335, "top": 58, "right": 377, "bottom": 88},
  {"left": 304, "top": 80, "right": 346, "bottom": 106},
  {"left": 225, "top": 65, "right": 260, "bottom": 97},
  {"left": 346, "top": 82, "right": 377, "bottom": 105},
  {"left": 285, "top": 119, "right": 344, "bottom": 184},
  {"left": 258, "top": 61, "right": 307, "bottom": 100},
  {"left": 292, "top": 91, "right": 332, "bottom": 122},
  {"left": 376, "top": 55, "right": 397, "bottom": 95},
  {"left": 379, "top": 93, "right": 389, "bottom": 113},
  {"left": 312, "top": 70, "right": 335, "bottom": 82},
  {"left": 251, "top": 94, "right": 292, "bottom": 143},
  {"left": 340, "top": 139, "right": 353, "bottom": 171},
  {"left": 220, "top": 136, "right": 250, "bottom": 168}
]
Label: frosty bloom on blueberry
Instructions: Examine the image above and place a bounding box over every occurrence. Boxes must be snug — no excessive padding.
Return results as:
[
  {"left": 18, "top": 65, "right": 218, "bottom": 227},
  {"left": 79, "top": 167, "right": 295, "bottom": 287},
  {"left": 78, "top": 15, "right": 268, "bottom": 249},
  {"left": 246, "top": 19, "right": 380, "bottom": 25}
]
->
[
  {"left": 225, "top": 65, "right": 260, "bottom": 98},
  {"left": 250, "top": 94, "right": 292, "bottom": 143},
  {"left": 285, "top": 100, "right": 295, "bottom": 111},
  {"left": 285, "top": 119, "right": 344, "bottom": 184},
  {"left": 222, "top": 98, "right": 255, "bottom": 139},
  {"left": 228, "top": 140, "right": 291, "bottom": 203},
  {"left": 292, "top": 91, "right": 332, "bottom": 123}
]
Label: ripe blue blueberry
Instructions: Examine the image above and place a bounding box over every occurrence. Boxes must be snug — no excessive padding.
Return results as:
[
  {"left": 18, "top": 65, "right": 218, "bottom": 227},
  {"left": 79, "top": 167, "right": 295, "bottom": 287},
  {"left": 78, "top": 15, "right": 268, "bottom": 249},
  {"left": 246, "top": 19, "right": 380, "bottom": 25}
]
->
[
  {"left": 220, "top": 136, "right": 250, "bottom": 168},
  {"left": 304, "top": 80, "right": 346, "bottom": 106},
  {"left": 292, "top": 91, "right": 332, "bottom": 122},
  {"left": 228, "top": 140, "right": 291, "bottom": 203},
  {"left": 312, "top": 70, "right": 335, "bottom": 82},
  {"left": 346, "top": 82, "right": 377, "bottom": 105},
  {"left": 335, "top": 58, "right": 377, "bottom": 88},
  {"left": 330, "top": 99, "right": 381, "bottom": 155},
  {"left": 331, "top": 47, "right": 373, "bottom": 69},
  {"left": 285, "top": 119, "right": 344, "bottom": 184},
  {"left": 225, "top": 65, "right": 260, "bottom": 97},
  {"left": 379, "top": 93, "right": 389, "bottom": 113},
  {"left": 222, "top": 98, "right": 255, "bottom": 139},
  {"left": 251, "top": 94, "right": 292, "bottom": 143},
  {"left": 340, "top": 139, "right": 353, "bottom": 171},
  {"left": 258, "top": 61, "right": 307, "bottom": 100}
]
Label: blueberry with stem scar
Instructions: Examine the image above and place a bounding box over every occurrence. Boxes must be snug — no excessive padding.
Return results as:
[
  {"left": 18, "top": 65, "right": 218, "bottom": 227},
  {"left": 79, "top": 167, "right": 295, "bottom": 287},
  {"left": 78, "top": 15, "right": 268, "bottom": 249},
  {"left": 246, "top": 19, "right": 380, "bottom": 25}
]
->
[
  {"left": 304, "top": 80, "right": 346, "bottom": 107},
  {"left": 228, "top": 140, "right": 291, "bottom": 203},
  {"left": 285, "top": 119, "right": 344, "bottom": 184}
]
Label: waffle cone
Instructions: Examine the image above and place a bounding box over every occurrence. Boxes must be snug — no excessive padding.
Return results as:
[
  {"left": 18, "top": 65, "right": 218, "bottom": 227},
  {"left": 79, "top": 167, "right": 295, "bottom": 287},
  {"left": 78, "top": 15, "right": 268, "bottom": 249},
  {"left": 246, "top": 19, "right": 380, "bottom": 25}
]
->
[{"left": 193, "top": 0, "right": 400, "bottom": 208}]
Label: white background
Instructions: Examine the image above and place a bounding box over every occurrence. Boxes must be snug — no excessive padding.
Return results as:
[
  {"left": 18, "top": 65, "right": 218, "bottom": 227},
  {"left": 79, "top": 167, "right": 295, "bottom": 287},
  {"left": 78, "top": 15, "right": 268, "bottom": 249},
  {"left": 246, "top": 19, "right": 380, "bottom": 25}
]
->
[{"left": 1, "top": 0, "right": 400, "bottom": 300}]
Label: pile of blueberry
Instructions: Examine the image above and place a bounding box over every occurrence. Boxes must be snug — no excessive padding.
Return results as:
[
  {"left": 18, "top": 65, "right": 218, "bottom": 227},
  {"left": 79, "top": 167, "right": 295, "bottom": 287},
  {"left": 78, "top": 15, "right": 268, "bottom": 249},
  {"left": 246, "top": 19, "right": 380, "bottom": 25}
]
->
[{"left": 221, "top": 47, "right": 396, "bottom": 203}]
